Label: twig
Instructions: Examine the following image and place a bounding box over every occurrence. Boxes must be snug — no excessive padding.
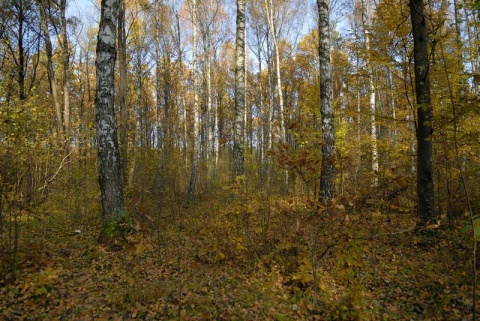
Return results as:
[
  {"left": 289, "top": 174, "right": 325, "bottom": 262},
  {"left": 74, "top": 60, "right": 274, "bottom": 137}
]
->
[{"left": 38, "top": 150, "right": 74, "bottom": 192}]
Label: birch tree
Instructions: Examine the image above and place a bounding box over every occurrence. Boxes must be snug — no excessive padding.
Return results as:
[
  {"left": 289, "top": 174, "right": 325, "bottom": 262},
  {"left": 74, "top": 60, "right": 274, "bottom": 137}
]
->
[
  {"left": 318, "top": 0, "right": 334, "bottom": 201},
  {"left": 264, "top": 0, "right": 286, "bottom": 143},
  {"left": 361, "top": 0, "right": 379, "bottom": 186},
  {"left": 233, "top": 0, "right": 246, "bottom": 177},
  {"left": 95, "top": 0, "right": 128, "bottom": 240},
  {"left": 186, "top": 0, "right": 200, "bottom": 204}
]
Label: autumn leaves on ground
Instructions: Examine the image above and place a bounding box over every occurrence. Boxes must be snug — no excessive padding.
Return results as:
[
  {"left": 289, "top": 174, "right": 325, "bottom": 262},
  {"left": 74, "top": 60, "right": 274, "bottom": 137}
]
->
[{"left": 0, "top": 172, "right": 475, "bottom": 320}]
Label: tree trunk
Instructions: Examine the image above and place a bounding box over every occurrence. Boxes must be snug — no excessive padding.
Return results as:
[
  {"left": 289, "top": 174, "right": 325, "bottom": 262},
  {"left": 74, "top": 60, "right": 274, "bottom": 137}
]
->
[
  {"left": 265, "top": 0, "right": 285, "bottom": 143},
  {"left": 233, "top": 0, "right": 246, "bottom": 178},
  {"left": 95, "top": 0, "right": 127, "bottom": 241},
  {"left": 39, "top": 1, "right": 63, "bottom": 136},
  {"left": 317, "top": 0, "right": 335, "bottom": 202},
  {"left": 186, "top": 0, "right": 200, "bottom": 205},
  {"left": 387, "top": 68, "right": 397, "bottom": 145},
  {"left": 117, "top": 0, "right": 128, "bottom": 183},
  {"left": 361, "top": 0, "right": 379, "bottom": 186},
  {"left": 410, "top": 0, "right": 434, "bottom": 228},
  {"left": 60, "top": 0, "right": 70, "bottom": 140}
]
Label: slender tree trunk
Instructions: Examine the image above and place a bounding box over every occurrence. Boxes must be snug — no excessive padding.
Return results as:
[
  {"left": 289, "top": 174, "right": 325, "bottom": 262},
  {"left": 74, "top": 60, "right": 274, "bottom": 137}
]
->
[
  {"left": 361, "top": 0, "right": 379, "bottom": 186},
  {"left": 118, "top": 0, "right": 128, "bottom": 183},
  {"left": 387, "top": 68, "right": 397, "bottom": 145},
  {"left": 39, "top": 1, "right": 63, "bottom": 136},
  {"left": 265, "top": 0, "right": 286, "bottom": 143},
  {"left": 205, "top": 38, "right": 213, "bottom": 177},
  {"left": 155, "top": 42, "right": 162, "bottom": 150},
  {"left": 186, "top": 0, "right": 200, "bottom": 204},
  {"left": 17, "top": 1, "right": 25, "bottom": 101},
  {"left": 410, "top": 0, "right": 434, "bottom": 228},
  {"left": 317, "top": 0, "right": 335, "bottom": 202},
  {"left": 233, "top": 0, "right": 246, "bottom": 177},
  {"left": 244, "top": 23, "right": 248, "bottom": 150},
  {"left": 60, "top": 0, "right": 70, "bottom": 140}
]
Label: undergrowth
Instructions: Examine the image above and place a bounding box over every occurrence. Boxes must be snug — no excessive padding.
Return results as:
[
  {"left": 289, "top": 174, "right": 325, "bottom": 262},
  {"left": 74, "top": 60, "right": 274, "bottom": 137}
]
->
[{"left": 0, "top": 180, "right": 476, "bottom": 320}]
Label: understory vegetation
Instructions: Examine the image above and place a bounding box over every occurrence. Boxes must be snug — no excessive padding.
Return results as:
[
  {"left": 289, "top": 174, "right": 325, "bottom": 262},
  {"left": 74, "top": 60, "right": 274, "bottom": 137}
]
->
[{"left": 0, "top": 157, "right": 476, "bottom": 320}]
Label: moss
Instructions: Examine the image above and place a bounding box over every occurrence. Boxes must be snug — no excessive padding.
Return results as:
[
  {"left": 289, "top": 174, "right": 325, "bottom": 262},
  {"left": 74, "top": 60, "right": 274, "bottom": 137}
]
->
[{"left": 98, "top": 211, "right": 132, "bottom": 246}]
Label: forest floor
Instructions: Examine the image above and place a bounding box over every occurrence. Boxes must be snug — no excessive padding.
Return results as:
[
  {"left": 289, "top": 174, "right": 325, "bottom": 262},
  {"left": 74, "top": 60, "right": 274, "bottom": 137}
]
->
[{"left": 0, "top": 191, "right": 476, "bottom": 320}]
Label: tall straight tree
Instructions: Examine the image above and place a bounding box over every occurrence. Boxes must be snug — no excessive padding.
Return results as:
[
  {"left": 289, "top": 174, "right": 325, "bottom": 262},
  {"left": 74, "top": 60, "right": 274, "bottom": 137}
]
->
[
  {"left": 95, "top": 0, "right": 128, "bottom": 240},
  {"left": 60, "top": 0, "right": 70, "bottom": 140},
  {"left": 317, "top": 0, "right": 335, "bottom": 201},
  {"left": 409, "top": 0, "right": 434, "bottom": 228},
  {"left": 361, "top": 0, "right": 379, "bottom": 186},
  {"left": 233, "top": 0, "right": 246, "bottom": 177},
  {"left": 186, "top": 0, "right": 200, "bottom": 205},
  {"left": 117, "top": 0, "right": 128, "bottom": 183},
  {"left": 39, "top": 0, "right": 62, "bottom": 135}
]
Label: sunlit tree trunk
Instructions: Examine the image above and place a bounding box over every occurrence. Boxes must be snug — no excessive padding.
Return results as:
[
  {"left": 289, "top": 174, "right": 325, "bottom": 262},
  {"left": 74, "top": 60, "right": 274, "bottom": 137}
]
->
[
  {"left": 317, "top": 0, "right": 335, "bottom": 202},
  {"left": 39, "top": 1, "right": 62, "bottom": 136},
  {"left": 233, "top": 0, "right": 246, "bottom": 177},
  {"left": 205, "top": 38, "right": 213, "bottom": 176},
  {"left": 186, "top": 0, "right": 200, "bottom": 204},
  {"left": 361, "top": 0, "right": 378, "bottom": 186},
  {"left": 410, "top": 0, "right": 434, "bottom": 228},
  {"left": 95, "top": 0, "right": 127, "bottom": 240},
  {"left": 60, "top": 0, "right": 70, "bottom": 140},
  {"left": 264, "top": 0, "right": 285, "bottom": 143}
]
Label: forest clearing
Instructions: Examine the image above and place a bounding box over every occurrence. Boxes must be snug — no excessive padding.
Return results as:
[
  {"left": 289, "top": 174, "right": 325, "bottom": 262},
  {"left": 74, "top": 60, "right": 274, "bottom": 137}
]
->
[{"left": 0, "top": 0, "right": 479, "bottom": 318}]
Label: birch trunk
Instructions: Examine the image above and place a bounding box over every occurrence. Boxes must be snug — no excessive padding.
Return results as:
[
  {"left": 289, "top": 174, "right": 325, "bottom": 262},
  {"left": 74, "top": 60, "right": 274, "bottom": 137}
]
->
[
  {"left": 361, "top": 0, "right": 379, "bottom": 186},
  {"left": 264, "top": 0, "right": 285, "bottom": 142},
  {"left": 205, "top": 37, "right": 213, "bottom": 177},
  {"left": 233, "top": 0, "right": 246, "bottom": 177},
  {"left": 317, "top": 0, "right": 335, "bottom": 201},
  {"left": 186, "top": 0, "right": 200, "bottom": 204},
  {"left": 410, "top": 0, "right": 435, "bottom": 228},
  {"left": 95, "top": 0, "right": 127, "bottom": 240}
]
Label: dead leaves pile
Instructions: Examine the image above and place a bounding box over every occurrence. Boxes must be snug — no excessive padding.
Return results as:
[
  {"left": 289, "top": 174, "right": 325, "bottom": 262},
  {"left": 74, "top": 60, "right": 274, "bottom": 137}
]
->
[{"left": 0, "top": 200, "right": 477, "bottom": 320}]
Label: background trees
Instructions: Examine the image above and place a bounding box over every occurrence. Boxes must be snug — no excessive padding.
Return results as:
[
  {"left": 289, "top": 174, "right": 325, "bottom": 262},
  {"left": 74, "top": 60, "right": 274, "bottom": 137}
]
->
[{"left": 1, "top": 0, "right": 480, "bottom": 317}]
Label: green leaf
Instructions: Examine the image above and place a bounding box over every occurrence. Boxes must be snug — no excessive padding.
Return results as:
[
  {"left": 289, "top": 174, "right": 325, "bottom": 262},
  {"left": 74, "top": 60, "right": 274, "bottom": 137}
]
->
[
  {"left": 461, "top": 223, "right": 472, "bottom": 233},
  {"left": 474, "top": 218, "right": 480, "bottom": 240},
  {"left": 274, "top": 312, "right": 292, "bottom": 321},
  {"left": 35, "top": 287, "right": 48, "bottom": 296}
]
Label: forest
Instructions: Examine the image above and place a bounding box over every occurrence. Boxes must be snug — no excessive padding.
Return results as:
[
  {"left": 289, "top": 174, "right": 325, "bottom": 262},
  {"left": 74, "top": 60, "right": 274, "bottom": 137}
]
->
[{"left": 0, "top": 0, "right": 479, "bottom": 318}]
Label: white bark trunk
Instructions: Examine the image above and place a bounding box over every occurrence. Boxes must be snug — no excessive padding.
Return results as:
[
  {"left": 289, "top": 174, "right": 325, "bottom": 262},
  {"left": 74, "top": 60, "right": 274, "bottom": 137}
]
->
[
  {"left": 317, "top": 0, "right": 335, "bottom": 201},
  {"left": 264, "top": 0, "right": 286, "bottom": 143},
  {"left": 362, "top": 0, "right": 379, "bottom": 186},
  {"left": 95, "top": 0, "right": 126, "bottom": 231},
  {"left": 186, "top": 0, "right": 200, "bottom": 204},
  {"left": 233, "top": 0, "right": 246, "bottom": 177}
]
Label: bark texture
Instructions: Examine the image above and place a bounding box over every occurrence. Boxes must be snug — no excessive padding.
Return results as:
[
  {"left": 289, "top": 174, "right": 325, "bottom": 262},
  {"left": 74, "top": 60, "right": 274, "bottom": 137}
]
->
[
  {"left": 233, "top": 0, "right": 246, "bottom": 177},
  {"left": 410, "top": 0, "right": 434, "bottom": 228},
  {"left": 317, "top": 0, "right": 335, "bottom": 202},
  {"left": 95, "top": 0, "right": 127, "bottom": 237}
]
